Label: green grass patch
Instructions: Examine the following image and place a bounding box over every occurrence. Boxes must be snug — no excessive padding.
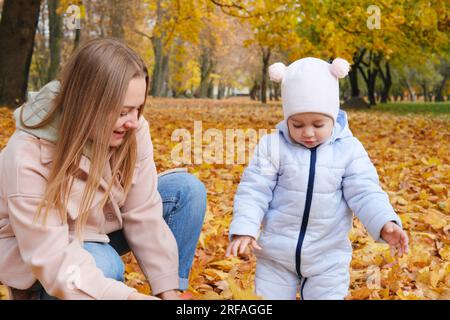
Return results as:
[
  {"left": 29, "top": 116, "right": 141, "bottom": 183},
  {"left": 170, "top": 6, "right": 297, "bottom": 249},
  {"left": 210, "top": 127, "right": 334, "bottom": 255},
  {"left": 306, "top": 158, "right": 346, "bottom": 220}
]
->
[{"left": 364, "top": 102, "right": 450, "bottom": 116}]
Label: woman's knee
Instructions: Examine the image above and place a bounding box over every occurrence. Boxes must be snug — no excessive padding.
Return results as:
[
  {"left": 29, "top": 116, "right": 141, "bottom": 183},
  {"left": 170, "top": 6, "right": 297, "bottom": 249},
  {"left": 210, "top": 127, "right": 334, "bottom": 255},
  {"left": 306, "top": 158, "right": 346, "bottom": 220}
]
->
[
  {"left": 161, "top": 172, "right": 207, "bottom": 210},
  {"left": 184, "top": 173, "right": 207, "bottom": 205},
  {"left": 179, "top": 173, "right": 207, "bottom": 225},
  {"left": 83, "top": 242, "right": 125, "bottom": 282}
]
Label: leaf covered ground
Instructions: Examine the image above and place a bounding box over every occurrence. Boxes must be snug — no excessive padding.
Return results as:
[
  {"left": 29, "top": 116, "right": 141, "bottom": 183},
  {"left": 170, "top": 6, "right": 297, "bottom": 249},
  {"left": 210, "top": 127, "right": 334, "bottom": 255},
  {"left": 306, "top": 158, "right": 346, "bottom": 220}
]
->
[{"left": 0, "top": 99, "right": 449, "bottom": 300}]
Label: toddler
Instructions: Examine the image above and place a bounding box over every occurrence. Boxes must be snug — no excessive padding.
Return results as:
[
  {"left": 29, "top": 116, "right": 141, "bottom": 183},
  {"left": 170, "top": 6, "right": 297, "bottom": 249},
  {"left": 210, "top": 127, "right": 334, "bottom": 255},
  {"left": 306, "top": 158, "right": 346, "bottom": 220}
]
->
[{"left": 226, "top": 57, "right": 409, "bottom": 300}]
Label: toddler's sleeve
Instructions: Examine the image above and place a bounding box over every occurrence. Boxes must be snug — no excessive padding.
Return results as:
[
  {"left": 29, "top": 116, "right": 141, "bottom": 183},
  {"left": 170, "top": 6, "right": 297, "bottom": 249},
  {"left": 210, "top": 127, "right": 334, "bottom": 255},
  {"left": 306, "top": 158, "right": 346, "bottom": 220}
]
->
[
  {"left": 342, "top": 138, "right": 402, "bottom": 242},
  {"left": 229, "top": 134, "right": 280, "bottom": 240}
]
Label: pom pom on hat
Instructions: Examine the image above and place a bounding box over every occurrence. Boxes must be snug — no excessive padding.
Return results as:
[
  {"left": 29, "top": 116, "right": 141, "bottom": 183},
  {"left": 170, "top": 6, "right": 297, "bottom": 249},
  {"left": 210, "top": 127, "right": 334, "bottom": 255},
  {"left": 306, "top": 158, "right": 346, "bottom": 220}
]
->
[
  {"left": 329, "top": 58, "right": 350, "bottom": 79},
  {"left": 269, "top": 62, "right": 287, "bottom": 83}
]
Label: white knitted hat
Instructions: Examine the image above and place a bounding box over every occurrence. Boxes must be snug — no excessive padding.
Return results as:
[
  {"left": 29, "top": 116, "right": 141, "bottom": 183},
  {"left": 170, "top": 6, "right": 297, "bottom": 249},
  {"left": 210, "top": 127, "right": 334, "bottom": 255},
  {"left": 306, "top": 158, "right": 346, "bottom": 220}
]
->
[{"left": 269, "top": 57, "right": 350, "bottom": 122}]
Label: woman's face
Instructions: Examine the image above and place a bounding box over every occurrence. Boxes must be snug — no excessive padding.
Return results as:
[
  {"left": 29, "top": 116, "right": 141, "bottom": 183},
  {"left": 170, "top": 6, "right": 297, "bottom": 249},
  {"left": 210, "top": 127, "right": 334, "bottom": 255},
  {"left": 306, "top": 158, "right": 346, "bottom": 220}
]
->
[{"left": 109, "top": 77, "right": 146, "bottom": 147}]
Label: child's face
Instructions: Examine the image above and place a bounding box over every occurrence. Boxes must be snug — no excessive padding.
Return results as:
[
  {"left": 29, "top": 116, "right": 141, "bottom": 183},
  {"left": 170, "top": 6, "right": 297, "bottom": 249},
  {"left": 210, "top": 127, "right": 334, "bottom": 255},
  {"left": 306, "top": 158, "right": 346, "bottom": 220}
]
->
[{"left": 287, "top": 113, "right": 334, "bottom": 148}]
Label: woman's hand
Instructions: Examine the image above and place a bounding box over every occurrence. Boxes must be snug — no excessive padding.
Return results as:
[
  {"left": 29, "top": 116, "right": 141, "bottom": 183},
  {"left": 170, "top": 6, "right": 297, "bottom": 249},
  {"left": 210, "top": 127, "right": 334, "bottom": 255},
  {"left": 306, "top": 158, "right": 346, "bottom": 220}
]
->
[
  {"left": 225, "top": 235, "right": 262, "bottom": 257},
  {"left": 381, "top": 221, "right": 409, "bottom": 257},
  {"left": 156, "top": 290, "right": 182, "bottom": 300},
  {"left": 127, "top": 292, "right": 160, "bottom": 300}
]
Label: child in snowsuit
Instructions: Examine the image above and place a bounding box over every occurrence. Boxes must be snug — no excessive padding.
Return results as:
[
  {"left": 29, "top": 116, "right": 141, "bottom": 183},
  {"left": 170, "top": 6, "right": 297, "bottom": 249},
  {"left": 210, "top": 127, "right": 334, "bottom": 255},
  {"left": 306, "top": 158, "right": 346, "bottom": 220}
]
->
[{"left": 226, "top": 57, "right": 409, "bottom": 300}]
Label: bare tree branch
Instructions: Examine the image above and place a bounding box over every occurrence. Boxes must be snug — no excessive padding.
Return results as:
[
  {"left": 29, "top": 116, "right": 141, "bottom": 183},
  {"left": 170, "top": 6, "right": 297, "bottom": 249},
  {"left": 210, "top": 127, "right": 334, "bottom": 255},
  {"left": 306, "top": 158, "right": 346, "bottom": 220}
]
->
[{"left": 209, "top": 0, "right": 289, "bottom": 19}]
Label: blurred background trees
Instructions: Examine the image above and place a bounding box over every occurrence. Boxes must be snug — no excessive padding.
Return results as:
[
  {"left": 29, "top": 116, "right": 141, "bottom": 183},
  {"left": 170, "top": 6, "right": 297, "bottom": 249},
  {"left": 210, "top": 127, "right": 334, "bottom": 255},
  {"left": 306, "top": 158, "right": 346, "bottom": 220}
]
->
[{"left": 0, "top": 0, "right": 448, "bottom": 108}]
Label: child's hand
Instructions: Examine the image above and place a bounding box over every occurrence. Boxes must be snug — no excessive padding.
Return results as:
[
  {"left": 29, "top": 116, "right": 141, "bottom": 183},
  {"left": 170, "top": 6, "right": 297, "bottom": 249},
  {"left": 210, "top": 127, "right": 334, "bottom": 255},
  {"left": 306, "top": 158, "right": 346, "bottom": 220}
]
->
[
  {"left": 225, "top": 235, "right": 262, "bottom": 257},
  {"left": 381, "top": 221, "right": 409, "bottom": 257}
]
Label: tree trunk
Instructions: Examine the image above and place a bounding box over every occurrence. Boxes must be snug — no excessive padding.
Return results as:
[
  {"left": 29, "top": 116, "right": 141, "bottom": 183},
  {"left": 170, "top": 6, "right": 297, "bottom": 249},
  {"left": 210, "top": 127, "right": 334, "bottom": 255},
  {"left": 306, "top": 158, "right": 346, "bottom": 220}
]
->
[
  {"left": 358, "top": 66, "right": 378, "bottom": 106},
  {"left": 47, "top": 0, "right": 62, "bottom": 82},
  {"left": 198, "top": 49, "right": 215, "bottom": 98},
  {"left": 421, "top": 82, "right": 428, "bottom": 102},
  {"left": 30, "top": 4, "right": 48, "bottom": 90},
  {"left": 362, "top": 68, "right": 377, "bottom": 106},
  {"left": 150, "top": 0, "right": 170, "bottom": 97},
  {"left": 404, "top": 79, "right": 416, "bottom": 101},
  {"left": 109, "top": 0, "right": 125, "bottom": 39},
  {"left": 358, "top": 51, "right": 380, "bottom": 106},
  {"left": 217, "top": 81, "right": 226, "bottom": 100},
  {"left": 348, "top": 68, "right": 360, "bottom": 97},
  {"left": 207, "top": 80, "right": 214, "bottom": 98},
  {"left": 273, "top": 83, "right": 280, "bottom": 101},
  {"left": 150, "top": 0, "right": 163, "bottom": 97},
  {"left": 260, "top": 47, "right": 271, "bottom": 104},
  {"left": 435, "top": 74, "right": 447, "bottom": 102},
  {"left": 250, "top": 81, "right": 260, "bottom": 101},
  {"left": 378, "top": 60, "right": 391, "bottom": 103},
  {"left": 349, "top": 48, "right": 366, "bottom": 97},
  {"left": 151, "top": 36, "right": 165, "bottom": 96},
  {"left": 0, "top": 0, "right": 41, "bottom": 108},
  {"left": 162, "top": 53, "right": 170, "bottom": 97}
]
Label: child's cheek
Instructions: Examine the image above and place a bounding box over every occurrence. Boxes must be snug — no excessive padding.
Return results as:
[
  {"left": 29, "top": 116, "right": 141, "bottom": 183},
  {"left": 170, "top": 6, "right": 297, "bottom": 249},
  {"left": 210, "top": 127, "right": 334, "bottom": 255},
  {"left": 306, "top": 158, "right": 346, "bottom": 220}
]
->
[
  {"left": 324, "top": 126, "right": 333, "bottom": 139},
  {"left": 289, "top": 128, "right": 300, "bottom": 143},
  {"left": 295, "top": 132, "right": 304, "bottom": 144}
]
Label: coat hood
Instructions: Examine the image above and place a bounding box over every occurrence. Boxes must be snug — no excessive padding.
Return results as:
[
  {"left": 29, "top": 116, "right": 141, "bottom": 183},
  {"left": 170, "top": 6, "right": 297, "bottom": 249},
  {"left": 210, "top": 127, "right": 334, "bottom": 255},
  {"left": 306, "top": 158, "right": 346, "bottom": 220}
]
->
[
  {"left": 12, "top": 80, "right": 99, "bottom": 159},
  {"left": 275, "top": 110, "right": 353, "bottom": 147},
  {"left": 13, "top": 80, "right": 62, "bottom": 143}
]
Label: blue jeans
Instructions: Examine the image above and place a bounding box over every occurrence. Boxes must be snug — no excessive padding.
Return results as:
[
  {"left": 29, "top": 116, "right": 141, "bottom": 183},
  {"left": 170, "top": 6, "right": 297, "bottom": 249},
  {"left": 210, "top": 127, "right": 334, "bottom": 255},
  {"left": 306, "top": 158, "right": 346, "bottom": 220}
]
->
[{"left": 35, "top": 172, "right": 206, "bottom": 299}]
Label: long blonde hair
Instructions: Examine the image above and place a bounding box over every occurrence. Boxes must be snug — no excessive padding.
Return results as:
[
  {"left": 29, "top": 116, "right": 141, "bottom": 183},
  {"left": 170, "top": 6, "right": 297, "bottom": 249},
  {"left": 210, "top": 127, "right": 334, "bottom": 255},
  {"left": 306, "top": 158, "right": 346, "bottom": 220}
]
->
[{"left": 20, "top": 38, "right": 149, "bottom": 240}]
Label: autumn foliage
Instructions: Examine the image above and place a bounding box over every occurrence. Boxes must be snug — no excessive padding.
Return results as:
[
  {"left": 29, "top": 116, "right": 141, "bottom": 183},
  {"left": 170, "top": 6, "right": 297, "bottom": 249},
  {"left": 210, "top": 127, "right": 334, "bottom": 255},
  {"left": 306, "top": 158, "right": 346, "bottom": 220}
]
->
[{"left": 0, "top": 99, "right": 449, "bottom": 300}]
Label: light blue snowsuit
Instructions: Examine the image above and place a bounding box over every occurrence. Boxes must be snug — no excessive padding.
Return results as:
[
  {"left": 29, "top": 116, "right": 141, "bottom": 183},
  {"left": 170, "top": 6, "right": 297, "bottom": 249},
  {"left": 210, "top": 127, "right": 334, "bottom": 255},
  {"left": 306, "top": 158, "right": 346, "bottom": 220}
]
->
[{"left": 229, "top": 110, "right": 402, "bottom": 299}]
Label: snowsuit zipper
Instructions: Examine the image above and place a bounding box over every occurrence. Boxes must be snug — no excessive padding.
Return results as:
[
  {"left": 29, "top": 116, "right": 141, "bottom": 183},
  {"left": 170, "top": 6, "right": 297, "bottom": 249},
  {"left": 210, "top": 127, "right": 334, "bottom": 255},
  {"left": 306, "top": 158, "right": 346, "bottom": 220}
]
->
[{"left": 295, "top": 146, "right": 317, "bottom": 281}]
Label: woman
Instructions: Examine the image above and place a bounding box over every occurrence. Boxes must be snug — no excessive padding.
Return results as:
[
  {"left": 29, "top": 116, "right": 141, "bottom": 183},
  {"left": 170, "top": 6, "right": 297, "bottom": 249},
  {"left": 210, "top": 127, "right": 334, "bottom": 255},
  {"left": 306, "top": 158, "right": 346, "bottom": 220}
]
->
[{"left": 0, "top": 39, "right": 206, "bottom": 300}]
